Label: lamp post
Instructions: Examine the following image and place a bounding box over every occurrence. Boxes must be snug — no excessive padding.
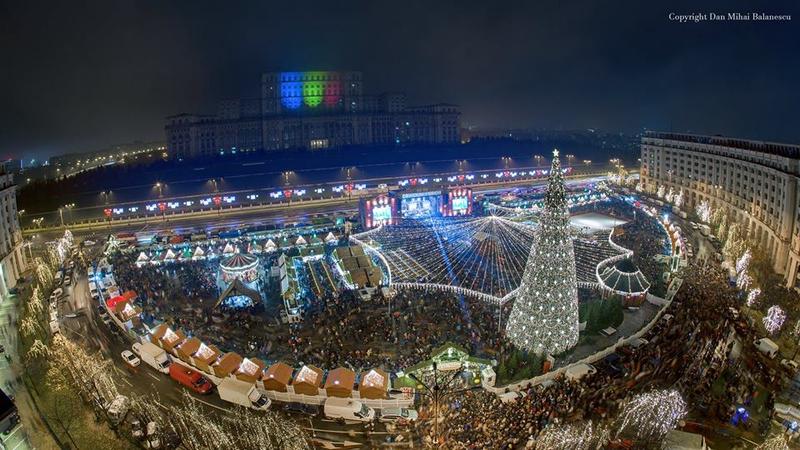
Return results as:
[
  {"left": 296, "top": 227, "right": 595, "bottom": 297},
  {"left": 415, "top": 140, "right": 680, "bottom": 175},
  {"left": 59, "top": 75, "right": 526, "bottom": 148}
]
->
[
  {"left": 154, "top": 182, "right": 164, "bottom": 198},
  {"left": 409, "top": 362, "right": 475, "bottom": 447},
  {"left": 58, "top": 203, "right": 75, "bottom": 228}
]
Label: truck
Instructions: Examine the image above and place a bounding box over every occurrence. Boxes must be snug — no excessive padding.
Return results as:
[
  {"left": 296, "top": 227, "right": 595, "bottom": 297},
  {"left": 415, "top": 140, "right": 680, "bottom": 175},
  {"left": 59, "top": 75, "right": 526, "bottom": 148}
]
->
[
  {"left": 132, "top": 342, "right": 171, "bottom": 374},
  {"left": 169, "top": 364, "right": 213, "bottom": 394},
  {"left": 217, "top": 378, "right": 271, "bottom": 410},
  {"left": 754, "top": 338, "right": 779, "bottom": 359},
  {"left": 323, "top": 397, "right": 375, "bottom": 423}
]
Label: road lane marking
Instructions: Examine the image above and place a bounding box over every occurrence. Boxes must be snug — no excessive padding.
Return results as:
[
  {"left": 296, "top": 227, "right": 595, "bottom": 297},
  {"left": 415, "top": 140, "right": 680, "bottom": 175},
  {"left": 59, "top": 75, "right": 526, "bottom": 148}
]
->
[
  {"left": 193, "top": 397, "right": 228, "bottom": 412},
  {"left": 147, "top": 373, "right": 160, "bottom": 381}
]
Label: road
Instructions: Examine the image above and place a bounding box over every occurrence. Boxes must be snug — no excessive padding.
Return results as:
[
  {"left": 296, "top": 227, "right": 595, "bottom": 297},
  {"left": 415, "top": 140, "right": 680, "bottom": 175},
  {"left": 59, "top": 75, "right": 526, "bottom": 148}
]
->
[
  {"left": 55, "top": 250, "right": 412, "bottom": 447},
  {"left": 30, "top": 174, "right": 608, "bottom": 243}
]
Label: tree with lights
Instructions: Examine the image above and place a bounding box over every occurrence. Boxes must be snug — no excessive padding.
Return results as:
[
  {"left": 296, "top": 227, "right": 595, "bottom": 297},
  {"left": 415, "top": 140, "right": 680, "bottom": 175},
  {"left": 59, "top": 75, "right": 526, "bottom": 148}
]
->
[
  {"left": 746, "top": 288, "right": 762, "bottom": 307},
  {"left": 535, "top": 420, "right": 609, "bottom": 450},
  {"left": 506, "top": 149, "right": 579, "bottom": 355},
  {"left": 763, "top": 305, "right": 786, "bottom": 335},
  {"left": 674, "top": 189, "right": 684, "bottom": 208},
  {"left": 656, "top": 185, "right": 665, "bottom": 199},
  {"left": 723, "top": 223, "right": 746, "bottom": 261},
  {"left": 695, "top": 199, "right": 712, "bottom": 223},
  {"left": 615, "top": 389, "right": 687, "bottom": 445}
]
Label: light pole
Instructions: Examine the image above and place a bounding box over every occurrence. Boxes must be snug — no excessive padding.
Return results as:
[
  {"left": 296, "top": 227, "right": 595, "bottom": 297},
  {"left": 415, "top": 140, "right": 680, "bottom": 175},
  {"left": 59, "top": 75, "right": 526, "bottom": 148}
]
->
[
  {"left": 154, "top": 182, "right": 164, "bottom": 198},
  {"left": 409, "top": 362, "right": 475, "bottom": 447},
  {"left": 58, "top": 203, "right": 75, "bottom": 228}
]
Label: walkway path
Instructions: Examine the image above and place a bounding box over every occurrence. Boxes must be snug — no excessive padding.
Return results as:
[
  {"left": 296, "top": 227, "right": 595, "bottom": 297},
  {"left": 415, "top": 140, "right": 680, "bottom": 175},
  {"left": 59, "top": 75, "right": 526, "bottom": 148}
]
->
[{"left": 0, "top": 279, "right": 58, "bottom": 450}]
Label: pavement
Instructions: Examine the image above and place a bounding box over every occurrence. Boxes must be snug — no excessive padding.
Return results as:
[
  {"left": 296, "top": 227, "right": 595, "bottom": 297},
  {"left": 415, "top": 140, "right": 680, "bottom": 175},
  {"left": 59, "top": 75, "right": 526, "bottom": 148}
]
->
[{"left": 0, "top": 280, "right": 52, "bottom": 450}]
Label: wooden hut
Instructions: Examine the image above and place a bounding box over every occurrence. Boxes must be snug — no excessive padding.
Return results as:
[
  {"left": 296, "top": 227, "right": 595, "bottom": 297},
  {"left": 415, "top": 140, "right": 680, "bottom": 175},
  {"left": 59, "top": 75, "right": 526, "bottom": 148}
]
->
[
  {"left": 292, "top": 365, "right": 324, "bottom": 396},
  {"left": 262, "top": 362, "right": 293, "bottom": 392},
  {"left": 358, "top": 368, "right": 389, "bottom": 399},
  {"left": 175, "top": 337, "right": 201, "bottom": 363},
  {"left": 191, "top": 343, "right": 221, "bottom": 373},
  {"left": 235, "top": 357, "right": 266, "bottom": 383},
  {"left": 150, "top": 324, "right": 185, "bottom": 353},
  {"left": 324, "top": 367, "right": 356, "bottom": 398},
  {"left": 212, "top": 352, "right": 243, "bottom": 378}
]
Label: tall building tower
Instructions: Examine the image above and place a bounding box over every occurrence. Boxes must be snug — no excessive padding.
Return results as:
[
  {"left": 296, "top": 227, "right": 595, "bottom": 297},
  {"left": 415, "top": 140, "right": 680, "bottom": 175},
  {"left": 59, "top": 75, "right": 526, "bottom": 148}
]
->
[{"left": 505, "top": 149, "right": 579, "bottom": 355}]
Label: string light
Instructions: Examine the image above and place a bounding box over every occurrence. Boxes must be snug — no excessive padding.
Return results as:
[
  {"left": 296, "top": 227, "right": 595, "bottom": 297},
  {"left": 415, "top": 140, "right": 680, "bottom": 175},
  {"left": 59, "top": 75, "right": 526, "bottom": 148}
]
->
[
  {"left": 535, "top": 420, "right": 609, "bottom": 450},
  {"left": 615, "top": 389, "right": 687, "bottom": 443},
  {"left": 506, "top": 149, "right": 579, "bottom": 355},
  {"left": 746, "top": 288, "right": 762, "bottom": 307},
  {"left": 763, "top": 305, "right": 786, "bottom": 335},
  {"left": 695, "top": 200, "right": 712, "bottom": 223}
]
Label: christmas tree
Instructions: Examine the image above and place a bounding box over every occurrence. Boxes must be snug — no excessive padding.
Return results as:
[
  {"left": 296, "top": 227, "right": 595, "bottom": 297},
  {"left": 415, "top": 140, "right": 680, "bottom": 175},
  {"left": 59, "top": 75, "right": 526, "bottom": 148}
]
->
[{"left": 506, "top": 149, "right": 579, "bottom": 355}]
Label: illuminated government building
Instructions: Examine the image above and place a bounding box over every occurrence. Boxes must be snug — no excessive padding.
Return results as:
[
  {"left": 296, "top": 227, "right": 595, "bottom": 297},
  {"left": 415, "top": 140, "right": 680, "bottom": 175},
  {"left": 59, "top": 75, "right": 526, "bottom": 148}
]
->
[
  {"left": 165, "top": 71, "right": 460, "bottom": 159},
  {"left": 640, "top": 131, "right": 800, "bottom": 288}
]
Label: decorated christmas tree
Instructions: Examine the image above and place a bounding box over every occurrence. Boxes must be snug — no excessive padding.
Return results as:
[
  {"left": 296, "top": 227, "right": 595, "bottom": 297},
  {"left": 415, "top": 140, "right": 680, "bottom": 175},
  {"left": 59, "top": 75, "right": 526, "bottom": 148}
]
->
[{"left": 506, "top": 149, "right": 579, "bottom": 355}]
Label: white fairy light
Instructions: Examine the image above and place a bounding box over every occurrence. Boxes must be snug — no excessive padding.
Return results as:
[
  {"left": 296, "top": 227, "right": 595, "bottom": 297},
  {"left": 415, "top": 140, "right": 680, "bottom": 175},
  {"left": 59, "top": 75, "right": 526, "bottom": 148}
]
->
[
  {"left": 615, "top": 389, "right": 687, "bottom": 443},
  {"left": 535, "top": 420, "right": 609, "bottom": 450},
  {"left": 736, "top": 272, "right": 752, "bottom": 291},
  {"left": 506, "top": 149, "right": 579, "bottom": 355},
  {"left": 735, "top": 249, "right": 752, "bottom": 275},
  {"left": 763, "top": 305, "right": 786, "bottom": 335},
  {"left": 657, "top": 185, "right": 665, "bottom": 199},
  {"left": 695, "top": 199, "right": 712, "bottom": 223},
  {"left": 746, "top": 288, "right": 761, "bottom": 307}
]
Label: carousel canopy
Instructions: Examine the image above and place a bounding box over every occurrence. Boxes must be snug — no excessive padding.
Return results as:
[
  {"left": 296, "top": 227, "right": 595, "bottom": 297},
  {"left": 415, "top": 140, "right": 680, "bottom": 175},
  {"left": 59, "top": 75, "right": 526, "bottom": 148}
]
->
[
  {"left": 598, "top": 259, "right": 651, "bottom": 295},
  {"left": 220, "top": 253, "right": 258, "bottom": 272}
]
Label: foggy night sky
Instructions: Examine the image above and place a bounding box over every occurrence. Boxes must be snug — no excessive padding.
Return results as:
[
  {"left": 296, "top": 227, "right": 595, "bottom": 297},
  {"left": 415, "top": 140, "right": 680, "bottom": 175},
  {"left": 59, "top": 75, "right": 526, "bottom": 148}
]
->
[{"left": 1, "top": 0, "right": 798, "bottom": 160}]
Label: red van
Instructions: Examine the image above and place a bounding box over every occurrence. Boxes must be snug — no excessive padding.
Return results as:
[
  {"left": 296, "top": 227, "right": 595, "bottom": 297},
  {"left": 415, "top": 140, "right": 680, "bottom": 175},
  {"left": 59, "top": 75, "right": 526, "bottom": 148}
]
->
[{"left": 169, "top": 364, "right": 214, "bottom": 394}]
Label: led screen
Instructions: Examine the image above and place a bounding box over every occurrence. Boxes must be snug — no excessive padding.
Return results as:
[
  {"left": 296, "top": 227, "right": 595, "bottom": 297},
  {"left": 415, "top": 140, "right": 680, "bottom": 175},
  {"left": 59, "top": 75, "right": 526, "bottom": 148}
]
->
[
  {"left": 372, "top": 205, "right": 392, "bottom": 222},
  {"left": 452, "top": 197, "right": 469, "bottom": 212}
]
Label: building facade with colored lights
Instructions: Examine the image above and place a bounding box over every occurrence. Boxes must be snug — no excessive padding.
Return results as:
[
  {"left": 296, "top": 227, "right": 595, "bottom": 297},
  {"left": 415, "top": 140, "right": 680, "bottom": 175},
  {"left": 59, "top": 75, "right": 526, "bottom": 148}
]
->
[
  {"left": 166, "top": 71, "right": 460, "bottom": 159},
  {"left": 640, "top": 131, "right": 800, "bottom": 287}
]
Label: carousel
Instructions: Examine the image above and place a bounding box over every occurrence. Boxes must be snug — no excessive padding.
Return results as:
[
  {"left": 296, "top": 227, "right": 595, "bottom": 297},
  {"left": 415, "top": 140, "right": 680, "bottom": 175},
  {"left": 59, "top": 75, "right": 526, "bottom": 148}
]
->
[{"left": 219, "top": 252, "right": 259, "bottom": 284}]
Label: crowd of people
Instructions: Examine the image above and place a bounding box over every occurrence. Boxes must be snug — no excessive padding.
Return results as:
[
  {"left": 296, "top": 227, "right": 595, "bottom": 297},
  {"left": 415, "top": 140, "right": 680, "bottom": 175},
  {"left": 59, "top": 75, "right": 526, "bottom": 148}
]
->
[{"left": 419, "top": 261, "right": 779, "bottom": 448}]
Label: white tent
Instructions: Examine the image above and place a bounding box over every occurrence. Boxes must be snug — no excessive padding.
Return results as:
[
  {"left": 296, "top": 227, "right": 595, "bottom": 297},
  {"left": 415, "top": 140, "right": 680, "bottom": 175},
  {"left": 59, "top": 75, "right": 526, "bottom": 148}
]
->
[
  {"left": 295, "top": 236, "right": 307, "bottom": 246},
  {"left": 193, "top": 246, "right": 205, "bottom": 260},
  {"left": 324, "top": 232, "right": 337, "bottom": 244},
  {"left": 264, "top": 239, "right": 277, "bottom": 252},
  {"left": 163, "top": 248, "right": 176, "bottom": 261},
  {"left": 222, "top": 242, "right": 235, "bottom": 255},
  {"left": 136, "top": 252, "right": 150, "bottom": 263}
]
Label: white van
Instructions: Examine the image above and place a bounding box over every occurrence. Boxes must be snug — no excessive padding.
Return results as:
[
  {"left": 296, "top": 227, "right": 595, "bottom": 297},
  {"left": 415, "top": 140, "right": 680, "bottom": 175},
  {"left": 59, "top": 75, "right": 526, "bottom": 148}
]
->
[
  {"left": 754, "top": 338, "right": 779, "bottom": 359},
  {"left": 774, "top": 403, "right": 800, "bottom": 422},
  {"left": 565, "top": 363, "right": 596, "bottom": 381},
  {"left": 89, "top": 282, "right": 99, "bottom": 300},
  {"left": 323, "top": 398, "right": 375, "bottom": 423}
]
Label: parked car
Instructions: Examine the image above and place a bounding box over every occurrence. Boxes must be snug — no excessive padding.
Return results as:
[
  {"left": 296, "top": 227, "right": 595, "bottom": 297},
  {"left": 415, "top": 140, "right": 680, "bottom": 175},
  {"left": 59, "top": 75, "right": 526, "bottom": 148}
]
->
[
  {"left": 781, "top": 359, "right": 799, "bottom": 372},
  {"left": 121, "top": 350, "right": 141, "bottom": 368},
  {"left": 284, "top": 402, "right": 319, "bottom": 416},
  {"left": 378, "top": 408, "right": 418, "bottom": 424},
  {"left": 323, "top": 398, "right": 375, "bottom": 423}
]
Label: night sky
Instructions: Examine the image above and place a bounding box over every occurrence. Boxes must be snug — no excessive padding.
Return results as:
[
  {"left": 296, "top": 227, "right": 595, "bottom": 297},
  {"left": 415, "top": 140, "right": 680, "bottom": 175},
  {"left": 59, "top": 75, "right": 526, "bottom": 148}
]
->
[{"left": 1, "top": 0, "right": 798, "bottom": 160}]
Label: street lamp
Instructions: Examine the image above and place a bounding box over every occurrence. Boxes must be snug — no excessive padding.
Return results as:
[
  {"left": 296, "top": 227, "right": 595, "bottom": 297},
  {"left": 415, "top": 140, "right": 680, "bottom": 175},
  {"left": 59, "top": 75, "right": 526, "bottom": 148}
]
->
[
  {"left": 408, "top": 362, "right": 476, "bottom": 446},
  {"left": 58, "top": 203, "right": 75, "bottom": 228},
  {"left": 154, "top": 182, "right": 164, "bottom": 198}
]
